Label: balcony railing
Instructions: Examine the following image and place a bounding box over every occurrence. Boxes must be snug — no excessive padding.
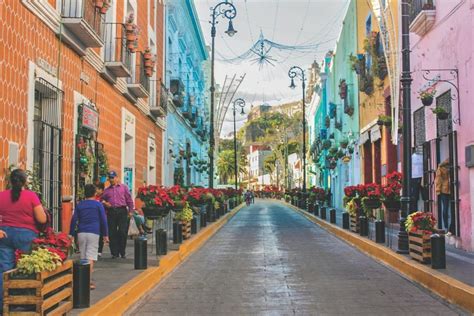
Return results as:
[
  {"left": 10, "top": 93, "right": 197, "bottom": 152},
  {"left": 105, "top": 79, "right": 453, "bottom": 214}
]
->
[
  {"left": 61, "top": 0, "right": 104, "bottom": 51},
  {"left": 150, "top": 81, "right": 168, "bottom": 118},
  {"left": 409, "top": 0, "right": 436, "bottom": 36},
  {"left": 170, "top": 78, "right": 185, "bottom": 107},
  {"left": 103, "top": 23, "right": 132, "bottom": 78},
  {"left": 126, "top": 52, "right": 150, "bottom": 99}
]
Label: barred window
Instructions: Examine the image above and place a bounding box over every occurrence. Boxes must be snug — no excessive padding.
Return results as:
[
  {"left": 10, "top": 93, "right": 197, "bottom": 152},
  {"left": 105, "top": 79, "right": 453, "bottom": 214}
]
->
[
  {"left": 413, "top": 107, "right": 425, "bottom": 147},
  {"left": 436, "top": 90, "right": 453, "bottom": 138}
]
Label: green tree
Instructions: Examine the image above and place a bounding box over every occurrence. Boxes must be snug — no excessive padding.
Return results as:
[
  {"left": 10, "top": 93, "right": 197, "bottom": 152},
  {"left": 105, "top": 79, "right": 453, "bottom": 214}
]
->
[{"left": 217, "top": 150, "right": 235, "bottom": 184}]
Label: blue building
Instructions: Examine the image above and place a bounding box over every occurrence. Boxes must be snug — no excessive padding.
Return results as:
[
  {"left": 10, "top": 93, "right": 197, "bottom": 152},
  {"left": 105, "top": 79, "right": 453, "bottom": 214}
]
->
[{"left": 163, "top": 0, "right": 209, "bottom": 187}]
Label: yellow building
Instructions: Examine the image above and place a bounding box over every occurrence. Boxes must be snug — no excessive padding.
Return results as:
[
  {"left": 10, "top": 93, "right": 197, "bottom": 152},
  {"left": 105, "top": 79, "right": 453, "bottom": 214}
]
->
[{"left": 356, "top": 0, "right": 399, "bottom": 184}]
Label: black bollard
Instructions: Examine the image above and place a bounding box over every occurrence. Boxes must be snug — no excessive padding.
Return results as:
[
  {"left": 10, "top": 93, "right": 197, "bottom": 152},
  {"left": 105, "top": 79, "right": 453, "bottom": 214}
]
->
[
  {"left": 320, "top": 207, "right": 327, "bottom": 220},
  {"left": 314, "top": 204, "right": 320, "bottom": 217},
  {"left": 375, "top": 220, "right": 385, "bottom": 243},
  {"left": 200, "top": 211, "right": 207, "bottom": 228},
  {"left": 156, "top": 229, "right": 167, "bottom": 256},
  {"left": 359, "top": 216, "right": 368, "bottom": 237},
  {"left": 330, "top": 209, "right": 336, "bottom": 224},
  {"left": 431, "top": 234, "right": 446, "bottom": 269},
  {"left": 173, "top": 222, "right": 183, "bottom": 244},
  {"left": 342, "top": 212, "right": 350, "bottom": 229},
  {"left": 191, "top": 217, "right": 198, "bottom": 234},
  {"left": 73, "top": 260, "right": 90, "bottom": 308},
  {"left": 134, "top": 237, "right": 147, "bottom": 270}
]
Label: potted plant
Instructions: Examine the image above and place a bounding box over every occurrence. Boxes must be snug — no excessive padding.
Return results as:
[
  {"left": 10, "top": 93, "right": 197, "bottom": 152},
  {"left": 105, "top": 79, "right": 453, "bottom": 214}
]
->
[
  {"left": 95, "top": 0, "right": 105, "bottom": 8},
  {"left": 419, "top": 89, "right": 436, "bottom": 106},
  {"left": 431, "top": 106, "right": 449, "bottom": 120},
  {"left": 99, "top": 1, "right": 110, "bottom": 14},
  {"left": 361, "top": 183, "right": 382, "bottom": 212},
  {"left": 329, "top": 146, "right": 338, "bottom": 155},
  {"left": 335, "top": 121, "right": 342, "bottom": 130},
  {"left": 143, "top": 47, "right": 153, "bottom": 60},
  {"left": 339, "top": 79, "right": 347, "bottom": 99},
  {"left": 337, "top": 149, "right": 345, "bottom": 159},
  {"left": 377, "top": 115, "right": 392, "bottom": 127},
  {"left": 322, "top": 139, "right": 331, "bottom": 150},
  {"left": 175, "top": 203, "right": 194, "bottom": 239},
  {"left": 344, "top": 106, "right": 354, "bottom": 117},
  {"left": 167, "top": 185, "right": 187, "bottom": 210},
  {"left": 340, "top": 139, "right": 349, "bottom": 149},
  {"left": 137, "top": 185, "right": 174, "bottom": 219},
  {"left": 348, "top": 146, "right": 354, "bottom": 154},
  {"left": 382, "top": 171, "right": 402, "bottom": 211},
  {"left": 405, "top": 211, "right": 437, "bottom": 263}
]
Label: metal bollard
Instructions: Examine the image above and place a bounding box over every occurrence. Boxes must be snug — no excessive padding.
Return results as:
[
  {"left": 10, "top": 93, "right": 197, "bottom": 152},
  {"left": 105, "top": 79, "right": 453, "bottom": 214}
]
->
[
  {"left": 329, "top": 209, "right": 336, "bottom": 224},
  {"left": 359, "top": 216, "right": 368, "bottom": 237},
  {"left": 342, "top": 212, "right": 350, "bottom": 229},
  {"left": 375, "top": 220, "right": 385, "bottom": 243},
  {"left": 191, "top": 217, "right": 198, "bottom": 234},
  {"left": 173, "top": 222, "right": 183, "bottom": 244},
  {"left": 134, "top": 237, "right": 148, "bottom": 270},
  {"left": 73, "top": 260, "right": 90, "bottom": 308},
  {"left": 200, "top": 212, "right": 207, "bottom": 228},
  {"left": 156, "top": 229, "right": 167, "bottom": 256},
  {"left": 320, "top": 207, "right": 327, "bottom": 220},
  {"left": 431, "top": 234, "right": 446, "bottom": 269},
  {"left": 314, "top": 204, "right": 320, "bottom": 217}
]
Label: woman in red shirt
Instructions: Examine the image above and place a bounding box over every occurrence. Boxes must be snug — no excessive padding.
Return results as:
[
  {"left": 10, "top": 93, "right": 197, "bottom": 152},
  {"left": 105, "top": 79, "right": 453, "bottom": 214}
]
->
[{"left": 0, "top": 169, "right": 47, "bottom": 313}]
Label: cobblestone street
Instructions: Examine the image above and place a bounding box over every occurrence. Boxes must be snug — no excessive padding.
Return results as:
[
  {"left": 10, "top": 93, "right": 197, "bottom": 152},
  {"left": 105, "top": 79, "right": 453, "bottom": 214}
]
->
[{"left": 130, "top": 201, "right": 465, "bottom": 315}]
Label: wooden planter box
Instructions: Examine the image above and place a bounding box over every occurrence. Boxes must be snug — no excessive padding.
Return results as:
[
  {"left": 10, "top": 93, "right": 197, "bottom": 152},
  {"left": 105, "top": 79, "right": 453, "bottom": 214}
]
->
[
  {"left": 3, "top": 260, "right": 73, "bottom": 316},
  {"left": 349, "top": 214, "right": 360, "bottom": 233},
  {"left": 409, "top": 231, "right": 431, "bottom": 263},
  {"left": 181, "top": 221, "right": 191, "bottom": 240}
]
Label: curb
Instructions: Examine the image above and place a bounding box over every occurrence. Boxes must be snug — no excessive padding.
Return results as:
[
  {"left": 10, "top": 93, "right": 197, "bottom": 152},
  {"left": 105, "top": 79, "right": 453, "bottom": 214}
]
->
[
  {"left": 80, "top": 204, "right": 245, "bottom": 316},
  {"left": 282, "top": 201, "right": 474, "bottom": 313}
]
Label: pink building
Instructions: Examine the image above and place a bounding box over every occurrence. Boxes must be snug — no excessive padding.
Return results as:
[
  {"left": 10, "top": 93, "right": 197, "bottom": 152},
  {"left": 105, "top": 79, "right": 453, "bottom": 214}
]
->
[{"left": 409, "top": 1, "right": 473, "bottom": 251}]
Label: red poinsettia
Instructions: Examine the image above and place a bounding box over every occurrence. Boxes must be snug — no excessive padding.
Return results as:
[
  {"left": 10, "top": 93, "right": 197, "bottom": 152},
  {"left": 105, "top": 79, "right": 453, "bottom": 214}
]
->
[
  {"left": 32, "top": 227, "right": 72, "bottom": 262},
  {"left": 382, "top": 171, "right": 402, "bottom": 201},
  {"left": 344, "top": 185, "right": 358, "bottom": 198},
  {"left": 137, "top": 185, "right": 174, "bottom": 207},
  {"left": 364, "top": 183, "right": 381, "bottom": 200}
]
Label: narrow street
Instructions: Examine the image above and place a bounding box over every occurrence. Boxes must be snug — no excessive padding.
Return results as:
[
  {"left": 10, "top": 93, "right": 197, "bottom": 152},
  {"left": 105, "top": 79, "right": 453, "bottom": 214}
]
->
[{"left": 130, "top": 201, "right": 463, "bottom": 315}]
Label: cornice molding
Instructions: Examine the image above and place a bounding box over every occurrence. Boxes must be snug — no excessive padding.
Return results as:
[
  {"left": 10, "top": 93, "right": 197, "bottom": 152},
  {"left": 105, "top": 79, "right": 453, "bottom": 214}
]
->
[
  {"left": 84, "top": 50, "right": 104, "bottom": 73},
  {"left": 21, "top": 0, "right": 61, "bottom": 33}
]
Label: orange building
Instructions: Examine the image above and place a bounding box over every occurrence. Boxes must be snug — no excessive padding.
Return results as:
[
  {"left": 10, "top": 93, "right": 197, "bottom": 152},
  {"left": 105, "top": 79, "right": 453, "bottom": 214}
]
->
[{"left": 0, "top": 0, "right": 166, "bottom": 232}]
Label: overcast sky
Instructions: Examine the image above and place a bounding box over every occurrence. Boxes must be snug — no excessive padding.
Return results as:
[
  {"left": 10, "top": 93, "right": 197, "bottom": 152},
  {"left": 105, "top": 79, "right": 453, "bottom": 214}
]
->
[{"left": 194, "top": 0, "right": 349, "bottom": 136}]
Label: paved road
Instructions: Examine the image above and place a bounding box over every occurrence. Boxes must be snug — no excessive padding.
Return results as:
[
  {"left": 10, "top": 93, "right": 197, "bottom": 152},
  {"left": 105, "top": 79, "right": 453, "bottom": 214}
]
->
[{"left": 130, "top": 201, "right": 466, "bottom": 316}]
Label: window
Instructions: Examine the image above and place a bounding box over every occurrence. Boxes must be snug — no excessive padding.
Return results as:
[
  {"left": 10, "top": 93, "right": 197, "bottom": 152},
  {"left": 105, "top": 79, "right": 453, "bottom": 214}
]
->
[
  {"left": 413, "top": 107, "right": 426, "bottom": 147},
  {"left": 148, "top": 137, "right": 157, "bottom": 185},
  {"left": 436, "top": 90, "right": 453, "bottom": 138}
]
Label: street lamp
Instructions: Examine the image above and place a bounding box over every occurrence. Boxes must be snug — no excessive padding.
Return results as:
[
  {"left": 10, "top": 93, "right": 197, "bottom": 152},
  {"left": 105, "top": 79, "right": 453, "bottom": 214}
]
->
[
  {"left": 397, "top": 1, "right": 413, "bottom": 254},
  {"left": 232, "top": 98, "right": 245, "bottom": 190},
  {"left": 288, "top": 66, "right": 307, "bottom": 193},
  {"left": 208, "top": 1, "right": 237, "bottom": 189}
]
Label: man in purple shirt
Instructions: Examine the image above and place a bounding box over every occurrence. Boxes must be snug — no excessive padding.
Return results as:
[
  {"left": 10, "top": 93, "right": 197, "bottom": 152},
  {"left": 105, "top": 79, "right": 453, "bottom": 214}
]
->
[{"left": 101, "top": 171, "right": 134, "bottom": 259}]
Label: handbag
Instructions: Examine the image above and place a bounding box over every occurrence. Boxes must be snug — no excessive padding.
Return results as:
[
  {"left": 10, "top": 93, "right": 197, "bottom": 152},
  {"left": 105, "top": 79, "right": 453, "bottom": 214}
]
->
[
  {"left": 36, "top": 208, "right": 52, "bottom": 232},
  {"left": 128, "top": 217, "right": 140, "bottom": 236}
]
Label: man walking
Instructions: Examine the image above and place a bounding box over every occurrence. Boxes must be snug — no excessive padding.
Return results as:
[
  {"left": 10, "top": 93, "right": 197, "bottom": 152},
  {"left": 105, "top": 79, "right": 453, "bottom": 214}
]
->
[{"left": 101, "top": 171, "right": 134, "bottom": 259}]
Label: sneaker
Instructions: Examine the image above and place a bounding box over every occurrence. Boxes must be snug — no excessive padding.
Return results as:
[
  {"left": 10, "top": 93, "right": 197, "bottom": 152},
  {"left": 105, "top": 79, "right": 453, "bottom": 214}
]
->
[
  {"left": 446, "top": 232, "right": 453, "bottom": 237},
  {"left": 111, "top": 255, "right": 118, "bottom": 259},
  {"left": 98, "top": 253, "right": 102, "bottom": 257},
  {"left": 120, "top": 255, "right": 126, "bottom": 259}
]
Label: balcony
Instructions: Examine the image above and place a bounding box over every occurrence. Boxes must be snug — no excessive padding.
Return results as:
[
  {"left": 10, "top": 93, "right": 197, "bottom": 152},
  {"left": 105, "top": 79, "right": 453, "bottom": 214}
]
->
[
  {"left": 126, "top": 52, "right": 150, "bottom": 99},
  {"left": 170, "top": 78, "right": 185, "bottom": 107},
  {"left": 102, "top": 23, "right": 132, "bottom": 79},
  {"left": 190, "top": 108, "right": 198, "bottom": 128},
  {"left": 61, "top": 0, "right": 104, "bottom": 55},
  {"left": 150, "top": 82, "right": 168, "bottom": 118},
  {"left": 409, "top": 0, "right": 436, "bottom": 36}
]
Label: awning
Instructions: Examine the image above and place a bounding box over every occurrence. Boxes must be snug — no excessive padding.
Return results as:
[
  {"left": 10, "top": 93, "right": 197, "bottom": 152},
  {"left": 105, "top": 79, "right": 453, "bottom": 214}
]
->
[
  {"left": 370, "top": 125, "right": 381, "bottom": 143},
  {"left": 359, "top": 131, "right": 370, "bottom": 145}
]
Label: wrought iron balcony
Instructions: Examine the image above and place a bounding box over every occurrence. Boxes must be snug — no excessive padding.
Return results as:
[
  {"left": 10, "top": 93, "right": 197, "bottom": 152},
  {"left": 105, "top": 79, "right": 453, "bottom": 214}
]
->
[
  {"left": 103, "top": 23, "right": 132, "bottom": 78},
  {"left": 61, "top": 0, "right": 104, "bottom": 54},
  {"left": 409, "top": 0, "right": 436, "bottom": 36},
  {"left": 126, "top": 52, "right": 150, "bottom": 99},
  {"left": 170, "top": 78, "right": 185, "bottom": 107},
  {"left": 150, "top": 81, "right": 168, "bottom": 118}
]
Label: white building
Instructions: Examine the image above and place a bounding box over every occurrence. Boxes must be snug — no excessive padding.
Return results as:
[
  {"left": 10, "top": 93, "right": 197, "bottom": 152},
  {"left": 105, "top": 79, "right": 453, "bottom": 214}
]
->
[
  {"left": 288, "top": 153, "right": 302, "bottom": 188},
  {"left": 247, "top": 145, "right": 271, "bottom": 188}
]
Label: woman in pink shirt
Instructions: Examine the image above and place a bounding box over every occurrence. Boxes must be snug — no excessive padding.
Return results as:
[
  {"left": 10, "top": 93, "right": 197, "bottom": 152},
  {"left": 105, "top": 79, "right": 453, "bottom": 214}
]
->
[{"left": 0, "top": 169, "right": 47, "bottom": 313}]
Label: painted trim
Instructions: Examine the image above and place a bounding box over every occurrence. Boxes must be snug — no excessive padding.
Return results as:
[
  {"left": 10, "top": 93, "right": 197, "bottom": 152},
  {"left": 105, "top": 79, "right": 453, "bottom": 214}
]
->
[
  {"left": 21, "top": 0, "right": 61, "bottom": 33},
  {"left": 121, "top": 107, "right": 136, "bottom": 194}
]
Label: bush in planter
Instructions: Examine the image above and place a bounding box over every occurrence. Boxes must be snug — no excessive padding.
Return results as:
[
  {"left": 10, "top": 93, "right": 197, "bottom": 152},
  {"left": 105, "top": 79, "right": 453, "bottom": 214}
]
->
[
  {"left": 32, "top": 227, "right": 73, "bottom": 261},
  {"left": 16, "top": 248, "right": 62, "bottom": 275},
  {"left": 175, "top": 203, "right": 194, "bottom": 223},
  {"left": 405, "top": 211, "right": 436, "bottom": 233},
  {"left": 377, "top": 115, "right": 392, "bottom": 127},
  {"left": 418, "top": 89, "right": 436, "bottom": 106},
  {"left": 361, "top": 183, "right": 382, "bottom": 214},
  {"left": 431, "top": 106, "right": 449, "bottom": 120}
]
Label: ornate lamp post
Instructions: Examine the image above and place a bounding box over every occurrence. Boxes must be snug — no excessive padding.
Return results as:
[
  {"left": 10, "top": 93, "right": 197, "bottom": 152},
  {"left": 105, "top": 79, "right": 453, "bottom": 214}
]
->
[
  {"left": 208, "top": 2, "right": 237, "bottom": 188},
  {"left": 288, "top": 66, "right": 307, "bottom": 193},
  {"left": 397, "top": 0, "right": 413, "bottom": 253},
  {"left": 232, "top": 98, "right": 245, "bottom": 190}
]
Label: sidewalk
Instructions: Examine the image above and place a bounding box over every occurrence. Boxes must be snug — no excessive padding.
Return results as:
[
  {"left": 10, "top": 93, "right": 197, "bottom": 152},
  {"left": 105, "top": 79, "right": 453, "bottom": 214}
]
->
[
  {"left": 326, "top": 207, "right": 474, "bottom": 286},
  {"left": 69, "top": 237, "right": 159, "bottom": 315}
]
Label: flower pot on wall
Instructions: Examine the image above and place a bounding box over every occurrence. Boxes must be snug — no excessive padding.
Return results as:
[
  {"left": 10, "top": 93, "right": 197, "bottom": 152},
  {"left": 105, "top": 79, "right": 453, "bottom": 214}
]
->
[
  {"left": 437, "top": 112, "right": 449, "bottom": 120},
  {"left": 421, "top": 96, "right": 433, "bottom": 106}
]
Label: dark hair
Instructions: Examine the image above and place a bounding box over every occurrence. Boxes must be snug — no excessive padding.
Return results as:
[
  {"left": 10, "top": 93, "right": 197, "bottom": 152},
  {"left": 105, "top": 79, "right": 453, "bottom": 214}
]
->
[
  {"left": 84, "top": 184, "right": 97, "bottom": 198},
  {"left": 10, "top": 169, "right": 27, "bottom": 202},
  {"left": 96, "top": 182, "right": 105, "bottom": 190}
]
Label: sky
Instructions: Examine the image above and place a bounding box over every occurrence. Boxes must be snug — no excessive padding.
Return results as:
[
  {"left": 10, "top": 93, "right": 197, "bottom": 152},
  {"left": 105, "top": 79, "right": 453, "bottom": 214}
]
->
[{"left": 194, "top": 0, "right": 349, "bottom": 136}]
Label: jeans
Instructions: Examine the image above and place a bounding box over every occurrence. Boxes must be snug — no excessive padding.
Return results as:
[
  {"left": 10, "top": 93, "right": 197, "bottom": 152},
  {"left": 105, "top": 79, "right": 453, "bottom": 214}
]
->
[
  {"left": 107, "top": 207, "right": 129, "bottom": 257},
  {"left": 0, "top": 226, "right": 38, "bottom": 312},
  {"left": 439, "top": 193, "right": 450, "bottom": 231}
]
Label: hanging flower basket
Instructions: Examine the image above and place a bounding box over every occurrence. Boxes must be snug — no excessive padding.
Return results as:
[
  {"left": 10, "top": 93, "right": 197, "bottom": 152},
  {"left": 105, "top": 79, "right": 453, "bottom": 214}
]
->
[
  {"left": 362, "top": 198, "right": 382, "bottom": 210},
  {"left": 419, "top": 89, "right": 436, "bottom": 106},
  {"left": 383, "top": 200, "right": 401, "bottom": 212},
  {"left": 142, "top": 206, "right": 170, "bottom": 220},
  {"left": 432, "top": 107, "right": 449, "bottom": 120},
  {"left": 421, "top": 95, "right": 433, "bottom": 106}
]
